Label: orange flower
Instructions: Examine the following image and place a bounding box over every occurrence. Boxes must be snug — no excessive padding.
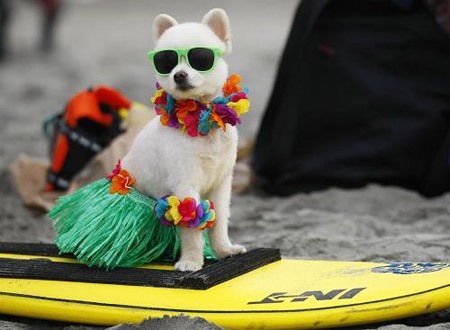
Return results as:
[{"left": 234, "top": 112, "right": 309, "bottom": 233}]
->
[
  {"left": 160, "top": 111, "right": 170, "bottom": 126},
  {"left": 109, "top": 169, "right": 136, "bottom": 195},
  {"left": 176, "top": 100, "right": 198, "bottom": 119},
  {"left": 210, "top": 111, "right": 226, "bottom": 131},
  {"left": 222, "top": 74, "right": 243, "bottom": 98}
]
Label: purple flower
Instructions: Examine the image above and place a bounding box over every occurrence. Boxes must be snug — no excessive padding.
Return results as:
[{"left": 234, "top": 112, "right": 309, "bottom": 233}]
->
[
  {"left": 189, "top": 218, "right": 200, "bottom": 228},
  {"left": 215, "top": 104, "right": 241, "bottom": 126},
  {"left": 196, "top": 204, "right": 204, "bottom": 219},
  {"left": 168, "top": 114, "right": 181, "bottom": 128},
  {"left": 160, "top": 218, "right": 174, "bottom": 227}
]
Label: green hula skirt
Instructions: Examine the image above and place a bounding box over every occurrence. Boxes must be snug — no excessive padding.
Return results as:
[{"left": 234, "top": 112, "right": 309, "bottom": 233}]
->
[{"left": 49, "top": 178, "right": 215, "bottom": 269}]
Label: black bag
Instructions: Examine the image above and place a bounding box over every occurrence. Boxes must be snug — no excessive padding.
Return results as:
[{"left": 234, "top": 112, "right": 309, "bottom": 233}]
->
[
  {"left": 252, "top": 0, "right": 450, "bottom": 197},
  {"left": 43, "top": 86, "right": 131, "bottom": 191}
]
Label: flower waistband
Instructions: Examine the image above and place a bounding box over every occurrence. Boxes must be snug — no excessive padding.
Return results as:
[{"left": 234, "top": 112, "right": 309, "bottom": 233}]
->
[{"left": 154, "top": 196, "right": 215, "bottom": 230}]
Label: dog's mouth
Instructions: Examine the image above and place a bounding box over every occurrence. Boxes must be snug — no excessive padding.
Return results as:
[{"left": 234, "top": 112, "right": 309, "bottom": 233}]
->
[{"left": 175, "top": 82, "right": 194, "bottom": 91}]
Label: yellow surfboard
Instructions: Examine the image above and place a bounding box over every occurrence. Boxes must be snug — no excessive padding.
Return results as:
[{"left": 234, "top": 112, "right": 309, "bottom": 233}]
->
[{"left": 0, "top": 243, "right": 449, "bottom": 329}]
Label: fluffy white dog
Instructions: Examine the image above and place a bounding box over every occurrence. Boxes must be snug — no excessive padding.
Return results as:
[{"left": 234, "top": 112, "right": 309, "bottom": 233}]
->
[{"left": 122, "top": 8, "right": 246, "bottom": 271}]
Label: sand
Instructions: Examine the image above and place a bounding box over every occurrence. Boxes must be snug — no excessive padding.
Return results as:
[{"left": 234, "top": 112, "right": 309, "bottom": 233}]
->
[{"left": 1, "top": 0, "right": 450, "bottom": 329}]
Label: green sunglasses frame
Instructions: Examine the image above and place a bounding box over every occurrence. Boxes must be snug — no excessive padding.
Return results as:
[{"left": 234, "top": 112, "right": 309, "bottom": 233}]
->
[{"left": 147, "top": 46, "right": 223, "bottom": 76}]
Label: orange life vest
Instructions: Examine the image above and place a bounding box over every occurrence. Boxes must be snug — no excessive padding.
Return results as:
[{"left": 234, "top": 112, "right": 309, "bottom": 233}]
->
[{"left": 45, "top": 86, "right": 131, "bottom": 191}]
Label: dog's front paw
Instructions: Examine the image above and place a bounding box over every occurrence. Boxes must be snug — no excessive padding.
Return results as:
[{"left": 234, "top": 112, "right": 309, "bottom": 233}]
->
[
  {"left": 214, "top": 244, "right": 247, "bottom": 259},
  {"left": 175, "top": 260, "right": 203, "bottom": 272}
]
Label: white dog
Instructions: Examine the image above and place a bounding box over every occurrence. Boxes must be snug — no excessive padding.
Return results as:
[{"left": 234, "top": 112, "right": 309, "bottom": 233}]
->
[{"left": 122, "top": 8, "right": 246, "bottom": 271}]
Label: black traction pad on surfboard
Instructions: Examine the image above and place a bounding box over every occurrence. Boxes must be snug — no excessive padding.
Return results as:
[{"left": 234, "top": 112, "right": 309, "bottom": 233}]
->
[{"left": 0, "top": 243, "right": 281, "bottom": 290}]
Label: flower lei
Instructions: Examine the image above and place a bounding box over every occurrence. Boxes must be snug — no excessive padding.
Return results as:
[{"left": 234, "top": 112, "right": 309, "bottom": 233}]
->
[
  {"left": 150, "top": 74, "right": 250, "bottom": 137},
  {"left": 154, "top": 196, "right": 216, "bottom": 230},
  {"left": 107, "top": 160, "right": 216, "bottom": 229}
]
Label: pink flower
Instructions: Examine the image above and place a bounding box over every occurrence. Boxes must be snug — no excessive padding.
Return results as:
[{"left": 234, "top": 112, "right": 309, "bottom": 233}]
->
[
  {"left": 107, "top": 160, "right": 122, "bottom": 180},
  {"left": 231, "top": 92, "right": 247, "bottom": 102}
]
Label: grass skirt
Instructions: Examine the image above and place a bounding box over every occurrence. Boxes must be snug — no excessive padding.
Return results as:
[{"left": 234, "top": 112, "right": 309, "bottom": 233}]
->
[{"left": 49, "top": 178, "right": 215, "bottom": 269}]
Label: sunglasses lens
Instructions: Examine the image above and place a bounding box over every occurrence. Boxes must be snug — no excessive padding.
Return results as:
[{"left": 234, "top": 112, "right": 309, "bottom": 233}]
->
[
  {"left": 153, "top": 50, "right": 178, "bottom": 75},
  {"left": 188, "top": 48, "right": 215, "bottom": 72}
]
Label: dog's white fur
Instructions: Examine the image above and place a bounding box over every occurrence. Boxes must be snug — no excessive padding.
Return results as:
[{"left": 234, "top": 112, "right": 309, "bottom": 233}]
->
[{"left": 122, "top": 9, "right": 246, "bottom": 272}]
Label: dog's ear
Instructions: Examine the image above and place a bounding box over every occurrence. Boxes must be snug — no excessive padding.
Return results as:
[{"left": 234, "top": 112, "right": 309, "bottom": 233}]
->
[
  {"left": 153, "top": 14, "right": 178, "bottom": 43},
  {"left": 202, "top": 8, "right": 232, "bottom": 54}
]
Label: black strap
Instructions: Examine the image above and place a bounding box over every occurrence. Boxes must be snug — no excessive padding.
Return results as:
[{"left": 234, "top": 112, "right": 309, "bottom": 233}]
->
[
  {"left": 0, "top": 244, "right": 281, "bottom": 290},
  {"left": 46, "top": 170, "right": 70, "bottom": 190},
  {"left": 61, "top": 124, "right": 102, "bottom": 153}
]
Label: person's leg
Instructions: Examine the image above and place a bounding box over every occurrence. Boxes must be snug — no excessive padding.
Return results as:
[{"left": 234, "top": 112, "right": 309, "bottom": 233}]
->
[
  {"left": 0, "top": 0, "right": 12, "bottom": 60},
  {"left": 39, "top": 0, "right": 61, "bottom": 52}
]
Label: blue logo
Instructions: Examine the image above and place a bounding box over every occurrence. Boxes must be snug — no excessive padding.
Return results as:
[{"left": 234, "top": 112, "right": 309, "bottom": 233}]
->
[{"left": 372, "top": 263, "right": 450, "bottom": 274}]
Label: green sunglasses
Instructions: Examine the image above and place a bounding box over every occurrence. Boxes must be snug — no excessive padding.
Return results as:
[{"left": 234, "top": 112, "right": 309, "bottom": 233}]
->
[{"left": 147, "top": 46, "right": 223, "bottom": 76}]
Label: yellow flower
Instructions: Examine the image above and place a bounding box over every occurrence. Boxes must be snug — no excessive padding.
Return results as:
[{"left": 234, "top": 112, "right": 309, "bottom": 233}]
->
[
  {"left": 150, "top": 89, "right": 164, "bottom": 103},
  {"left": 164, "top": 210, "right": 174, "bottom": 222},
  {"left": 118, "top": 108, "right": 129, "bottom": 120},
  {"left": 228, "top": 99, "right": 250, "bottom": 116},
  {"left": 167, "top": 196, "right": 182, "bottom": 224}
]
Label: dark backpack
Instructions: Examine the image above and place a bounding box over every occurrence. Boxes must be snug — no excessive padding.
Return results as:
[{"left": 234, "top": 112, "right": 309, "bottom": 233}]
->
[
  {"left": 253, "top": 0, "right": 450, "bottom": 197},
  {"left": 44, "top": 86, "right": 131, "bottom": 191}
]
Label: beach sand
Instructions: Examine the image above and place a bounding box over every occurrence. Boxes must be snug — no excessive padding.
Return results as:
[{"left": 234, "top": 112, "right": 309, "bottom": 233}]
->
[{"left": 1, "top": 1, "right": 450, "bottom": 329}]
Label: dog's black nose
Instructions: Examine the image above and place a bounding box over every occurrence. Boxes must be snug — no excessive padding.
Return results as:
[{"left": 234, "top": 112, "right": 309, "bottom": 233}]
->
[{"left": 174, "top": 71, "right": 188, "bottom": 84}]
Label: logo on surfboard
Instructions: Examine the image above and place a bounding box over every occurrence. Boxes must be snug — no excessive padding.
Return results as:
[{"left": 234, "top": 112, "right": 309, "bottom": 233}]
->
[
  {"left": 248, "top": 288, "right": 366, "bottom": 305},
  {"left": 372, "top": 263, "right": 450, "bottom": 274}
]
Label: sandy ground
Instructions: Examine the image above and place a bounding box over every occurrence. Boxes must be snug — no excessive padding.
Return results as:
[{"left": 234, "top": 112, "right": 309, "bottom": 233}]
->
[{"left": 1, "top": 0, "right": 450, "bottom": 329}]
